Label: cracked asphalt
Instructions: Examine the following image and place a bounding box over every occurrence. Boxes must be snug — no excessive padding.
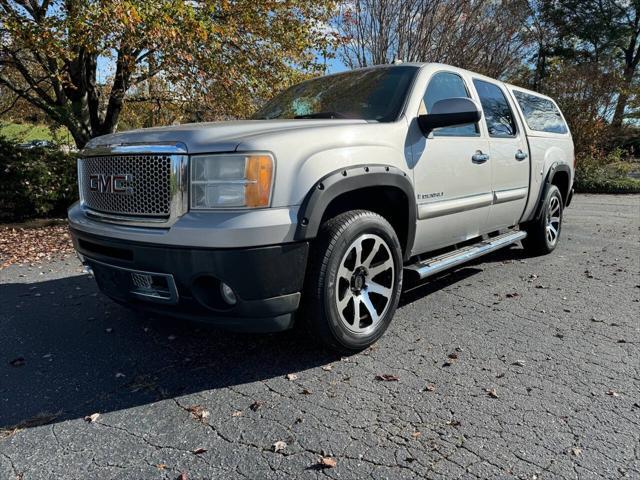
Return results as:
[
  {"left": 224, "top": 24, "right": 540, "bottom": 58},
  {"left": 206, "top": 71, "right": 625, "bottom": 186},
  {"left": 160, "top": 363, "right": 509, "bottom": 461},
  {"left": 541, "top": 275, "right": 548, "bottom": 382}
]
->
[{"left": 1, "top": 194, "right": 638, "bottom": 480}]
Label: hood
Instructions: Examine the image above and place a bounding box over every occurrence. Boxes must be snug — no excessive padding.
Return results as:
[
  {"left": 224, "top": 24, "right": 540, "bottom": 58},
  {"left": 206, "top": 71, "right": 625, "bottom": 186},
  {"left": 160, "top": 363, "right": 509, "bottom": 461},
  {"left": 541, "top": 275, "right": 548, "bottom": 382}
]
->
[{"left": 84, "top": 119, "right": 368, "bottom": 154}]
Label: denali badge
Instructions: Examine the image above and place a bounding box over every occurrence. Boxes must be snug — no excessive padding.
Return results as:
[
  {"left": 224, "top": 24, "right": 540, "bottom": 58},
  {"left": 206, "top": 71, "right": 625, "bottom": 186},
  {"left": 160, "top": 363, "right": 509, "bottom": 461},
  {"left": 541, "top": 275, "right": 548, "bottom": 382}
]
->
[{"left": 89, "top": 174, "right": 133, "bottom": 194}]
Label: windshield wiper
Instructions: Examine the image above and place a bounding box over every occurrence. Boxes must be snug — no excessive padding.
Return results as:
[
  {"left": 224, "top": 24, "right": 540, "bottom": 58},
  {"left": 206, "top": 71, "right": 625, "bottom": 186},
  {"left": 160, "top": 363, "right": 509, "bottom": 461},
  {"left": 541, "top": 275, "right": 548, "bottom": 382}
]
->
[{"left": 294, "top": 111, "right": 348, "bottom": 119}]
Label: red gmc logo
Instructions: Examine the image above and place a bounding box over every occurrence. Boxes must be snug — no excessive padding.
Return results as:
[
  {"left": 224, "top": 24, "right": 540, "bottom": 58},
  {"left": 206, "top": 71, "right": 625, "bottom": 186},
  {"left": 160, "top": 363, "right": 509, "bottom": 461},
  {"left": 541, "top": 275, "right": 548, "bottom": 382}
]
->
[{"left": 89, "top": 174, "right": 133, "bottom": 194}]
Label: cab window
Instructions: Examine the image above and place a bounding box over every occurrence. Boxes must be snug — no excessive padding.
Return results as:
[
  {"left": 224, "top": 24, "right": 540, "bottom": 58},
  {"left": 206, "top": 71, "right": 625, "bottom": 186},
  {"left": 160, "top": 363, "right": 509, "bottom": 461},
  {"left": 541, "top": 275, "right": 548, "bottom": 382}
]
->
[
  {"left": 422, "top": 72, "right": 479, "bottom": 137},
  {"left": 473, "top": 79, "right": 517, "bottom": 137}
]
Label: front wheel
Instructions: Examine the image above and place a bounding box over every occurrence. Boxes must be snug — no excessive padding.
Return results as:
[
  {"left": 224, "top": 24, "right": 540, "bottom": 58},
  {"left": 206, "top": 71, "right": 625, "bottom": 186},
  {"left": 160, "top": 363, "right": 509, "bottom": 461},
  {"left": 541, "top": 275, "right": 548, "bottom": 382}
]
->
[
  {"left": 302, "top": 210, "right": 403, "bottom": 352},
  {"left": 521, "top": 184, "right": 563, "bottom": 255}
]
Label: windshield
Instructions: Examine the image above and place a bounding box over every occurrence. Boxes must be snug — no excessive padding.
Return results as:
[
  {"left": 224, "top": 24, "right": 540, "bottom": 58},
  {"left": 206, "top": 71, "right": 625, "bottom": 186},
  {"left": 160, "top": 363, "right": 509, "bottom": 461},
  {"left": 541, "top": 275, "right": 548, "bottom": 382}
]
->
[{"left": 252, "top": 66, "right": 419, "bottom": 122}]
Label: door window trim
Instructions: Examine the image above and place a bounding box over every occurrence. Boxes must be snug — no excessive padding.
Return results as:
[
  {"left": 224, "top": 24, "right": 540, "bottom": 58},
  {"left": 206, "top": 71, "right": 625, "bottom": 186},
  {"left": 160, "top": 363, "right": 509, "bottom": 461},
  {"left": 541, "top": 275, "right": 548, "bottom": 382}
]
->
[
  {"left": 421, "top": 70, "right": 481, "bottom": 138},
  {"left": 472, "top": 78, "right": 519, "bottom": 139}
]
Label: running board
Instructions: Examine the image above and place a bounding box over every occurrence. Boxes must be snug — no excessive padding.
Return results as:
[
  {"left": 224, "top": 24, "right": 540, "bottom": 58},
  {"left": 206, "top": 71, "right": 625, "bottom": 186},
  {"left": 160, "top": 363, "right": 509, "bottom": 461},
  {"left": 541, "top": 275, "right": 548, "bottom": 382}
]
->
[{"left": 404, "top": 230, "right": 527, "bottom": 280}]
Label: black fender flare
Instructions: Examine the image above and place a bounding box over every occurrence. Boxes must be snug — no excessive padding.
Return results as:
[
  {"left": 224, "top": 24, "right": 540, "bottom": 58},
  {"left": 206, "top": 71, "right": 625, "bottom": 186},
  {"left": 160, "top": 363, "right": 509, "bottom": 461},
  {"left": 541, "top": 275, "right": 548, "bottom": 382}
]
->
[
  {"left": 533, "top": 163, "right": 572, "bottom": 220},
  {"left": 294, "top": 164, "right": 417, "bottom": 260}
]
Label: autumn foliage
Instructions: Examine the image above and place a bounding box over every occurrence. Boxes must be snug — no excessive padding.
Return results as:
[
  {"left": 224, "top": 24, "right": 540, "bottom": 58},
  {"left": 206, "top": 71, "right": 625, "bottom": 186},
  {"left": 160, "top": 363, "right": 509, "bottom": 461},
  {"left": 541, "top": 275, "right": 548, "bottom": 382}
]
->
[{"left": 0, "top": 0, "right": 336, "bottom": 148}]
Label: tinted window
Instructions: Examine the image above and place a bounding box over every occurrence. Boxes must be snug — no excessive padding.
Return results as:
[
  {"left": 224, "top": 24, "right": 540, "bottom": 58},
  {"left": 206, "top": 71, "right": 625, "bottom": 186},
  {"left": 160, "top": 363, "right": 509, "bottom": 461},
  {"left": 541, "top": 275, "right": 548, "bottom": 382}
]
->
[
  {"left": 473, "top": 80, "right": 517, "bottom": 137},
  {"left": 423, "top": 72, "right": 478, "bottom": 136},
  {"left": 252, "top": 66, "right": 418, "bottom": 122},
  {"left": 513, "top": 91, "right": 568, "bottom": 134}
]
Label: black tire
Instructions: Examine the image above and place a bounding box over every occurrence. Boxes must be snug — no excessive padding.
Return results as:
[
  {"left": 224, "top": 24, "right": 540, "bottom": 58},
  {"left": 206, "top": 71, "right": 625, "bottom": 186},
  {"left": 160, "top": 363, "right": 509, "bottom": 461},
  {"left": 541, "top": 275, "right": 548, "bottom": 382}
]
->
[
  {"left": 302, "top": 210, "right": 403, "bottom": 352},
  {"left": 521, "top": 184, "right": 564, "bottom": 255}
]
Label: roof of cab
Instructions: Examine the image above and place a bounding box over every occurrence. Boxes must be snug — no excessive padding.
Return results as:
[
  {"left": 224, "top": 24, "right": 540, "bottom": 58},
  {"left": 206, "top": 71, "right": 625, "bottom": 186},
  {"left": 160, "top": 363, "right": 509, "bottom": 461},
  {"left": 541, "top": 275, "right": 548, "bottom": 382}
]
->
[{"left": 346, "top": 62, "right": 558, "bottom": 103}]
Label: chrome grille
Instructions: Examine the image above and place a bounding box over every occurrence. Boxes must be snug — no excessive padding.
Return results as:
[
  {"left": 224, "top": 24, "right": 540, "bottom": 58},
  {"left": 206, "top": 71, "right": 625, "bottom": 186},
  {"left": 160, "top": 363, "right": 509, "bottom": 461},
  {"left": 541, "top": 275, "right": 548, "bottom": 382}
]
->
[{"left": 79, "top": 155, "right": 172, "bottom": 218}]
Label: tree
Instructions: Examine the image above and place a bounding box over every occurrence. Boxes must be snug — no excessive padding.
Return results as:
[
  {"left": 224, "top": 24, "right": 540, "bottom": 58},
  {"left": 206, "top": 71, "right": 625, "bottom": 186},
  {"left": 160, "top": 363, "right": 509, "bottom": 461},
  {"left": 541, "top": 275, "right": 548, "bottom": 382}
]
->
[
  {"left": 0, "top": 1, "right": 335, "bottom": 148},
  {"left": 542, "top": 0, "right": 639, "bottom": 127},
  {"left": 336, "top": 0, "right": 530, "bottom": 79}
]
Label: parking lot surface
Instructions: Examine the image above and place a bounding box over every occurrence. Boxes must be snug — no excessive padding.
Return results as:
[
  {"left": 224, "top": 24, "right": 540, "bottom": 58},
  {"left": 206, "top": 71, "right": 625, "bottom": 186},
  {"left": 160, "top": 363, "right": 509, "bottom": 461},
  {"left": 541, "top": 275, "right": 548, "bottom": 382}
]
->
[{"left": 1, "top": 194, "right": 638, "bottom": 479}]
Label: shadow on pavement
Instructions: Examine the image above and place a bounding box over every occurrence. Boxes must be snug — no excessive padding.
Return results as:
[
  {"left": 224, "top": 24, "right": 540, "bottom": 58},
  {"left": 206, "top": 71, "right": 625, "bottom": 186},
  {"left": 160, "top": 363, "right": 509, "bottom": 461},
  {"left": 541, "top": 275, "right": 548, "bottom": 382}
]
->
[{"left": 0, "top": 245, "right": 524, "bottom": 430}]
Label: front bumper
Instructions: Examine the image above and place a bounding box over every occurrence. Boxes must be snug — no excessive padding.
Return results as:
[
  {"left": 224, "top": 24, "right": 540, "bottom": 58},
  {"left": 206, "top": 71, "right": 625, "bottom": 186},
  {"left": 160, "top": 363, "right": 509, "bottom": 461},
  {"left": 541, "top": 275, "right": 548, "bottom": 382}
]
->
[{"left": 70, "top": 228, "right": 309, "bottom": 332}]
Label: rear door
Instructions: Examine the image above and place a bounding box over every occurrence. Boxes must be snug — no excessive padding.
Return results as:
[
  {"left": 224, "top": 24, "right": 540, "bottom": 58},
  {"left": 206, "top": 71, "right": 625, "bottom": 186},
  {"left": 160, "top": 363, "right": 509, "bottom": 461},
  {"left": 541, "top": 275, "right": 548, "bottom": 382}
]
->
[{"left": 472, "top": 79, "right": 529, "bottom": 230}]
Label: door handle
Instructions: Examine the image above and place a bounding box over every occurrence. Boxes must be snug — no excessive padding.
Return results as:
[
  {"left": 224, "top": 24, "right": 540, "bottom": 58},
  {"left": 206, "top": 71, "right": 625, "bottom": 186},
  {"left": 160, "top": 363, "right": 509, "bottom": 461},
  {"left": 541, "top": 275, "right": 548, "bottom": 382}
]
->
[
  {"left": 515, "top": 150, "right": 528, "bottom": 161},
  {"left": 472, "top": 150, "right": 490, "bottom": 164}
]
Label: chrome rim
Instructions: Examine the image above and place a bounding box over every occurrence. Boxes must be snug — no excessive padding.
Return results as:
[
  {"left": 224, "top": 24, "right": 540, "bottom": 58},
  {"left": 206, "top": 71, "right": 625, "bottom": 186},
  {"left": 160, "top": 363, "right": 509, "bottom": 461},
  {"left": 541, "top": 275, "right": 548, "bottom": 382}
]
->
[
  {"left": 334, "top": 233, "right": 395, "bottom": 334},
  {"left": 546, "top": 195, "right": 561, "bottom": 245}
]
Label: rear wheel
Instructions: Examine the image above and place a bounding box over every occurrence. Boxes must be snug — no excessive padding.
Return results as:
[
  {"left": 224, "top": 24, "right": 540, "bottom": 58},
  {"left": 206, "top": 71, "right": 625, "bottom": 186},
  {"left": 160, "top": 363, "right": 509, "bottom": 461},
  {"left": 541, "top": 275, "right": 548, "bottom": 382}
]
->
[
  {"left": 302, "top": 210, "right": 403, "bottom": 352},
  {"left": 521, "top": 184, "right": 563, "bottom": 255}
]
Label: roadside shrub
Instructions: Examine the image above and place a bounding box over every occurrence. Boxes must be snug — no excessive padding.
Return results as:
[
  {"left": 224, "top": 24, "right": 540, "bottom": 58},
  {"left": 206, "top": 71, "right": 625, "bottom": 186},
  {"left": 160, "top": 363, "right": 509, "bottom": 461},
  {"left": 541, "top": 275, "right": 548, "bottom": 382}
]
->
[
  {"left": 575, "top": 149, "right": 640, "bottom": 194},
  {"left": 0, "top": 137, "right": 78, "bottom": 222}
]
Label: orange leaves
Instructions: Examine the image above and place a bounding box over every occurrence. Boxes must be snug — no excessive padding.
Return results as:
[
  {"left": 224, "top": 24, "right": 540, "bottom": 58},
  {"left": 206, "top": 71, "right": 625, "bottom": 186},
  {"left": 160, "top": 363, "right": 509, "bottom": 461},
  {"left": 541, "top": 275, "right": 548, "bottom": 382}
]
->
[{"left": 0, "top": 223, "right": 74, "bottom": 270}]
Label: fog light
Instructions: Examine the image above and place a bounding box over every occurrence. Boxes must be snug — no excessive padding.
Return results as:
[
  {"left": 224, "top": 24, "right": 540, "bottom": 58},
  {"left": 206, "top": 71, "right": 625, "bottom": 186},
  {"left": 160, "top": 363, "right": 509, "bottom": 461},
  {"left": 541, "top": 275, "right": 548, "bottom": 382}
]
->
[{"left": 220, "top": 282, "right": 237, "bottom": 305}]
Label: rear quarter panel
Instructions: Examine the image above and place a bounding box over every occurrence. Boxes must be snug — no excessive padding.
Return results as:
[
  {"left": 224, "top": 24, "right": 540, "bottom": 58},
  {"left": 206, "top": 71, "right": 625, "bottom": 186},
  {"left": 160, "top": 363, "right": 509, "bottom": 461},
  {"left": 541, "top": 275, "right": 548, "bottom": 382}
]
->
[{"left": 522, "top": 136, "right": 575, "bottom": 220}]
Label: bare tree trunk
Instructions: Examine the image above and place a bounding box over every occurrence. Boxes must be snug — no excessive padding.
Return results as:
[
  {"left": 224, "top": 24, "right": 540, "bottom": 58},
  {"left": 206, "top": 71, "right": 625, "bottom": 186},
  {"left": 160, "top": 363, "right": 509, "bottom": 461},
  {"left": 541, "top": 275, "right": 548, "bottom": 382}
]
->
[{"left": 611, "top": 66, "right": 634, "bottom": 128}]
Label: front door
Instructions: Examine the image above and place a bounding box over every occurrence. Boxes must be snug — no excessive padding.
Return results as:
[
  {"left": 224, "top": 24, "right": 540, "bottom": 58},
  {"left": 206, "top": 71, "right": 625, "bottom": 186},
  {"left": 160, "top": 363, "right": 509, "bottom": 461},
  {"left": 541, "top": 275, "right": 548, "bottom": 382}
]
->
[
  {"left": 472, "top": 79, "right": 529, "bottom": 230},
  {"left": 411, "top": 70, "right": 492, "bottom": 254}
]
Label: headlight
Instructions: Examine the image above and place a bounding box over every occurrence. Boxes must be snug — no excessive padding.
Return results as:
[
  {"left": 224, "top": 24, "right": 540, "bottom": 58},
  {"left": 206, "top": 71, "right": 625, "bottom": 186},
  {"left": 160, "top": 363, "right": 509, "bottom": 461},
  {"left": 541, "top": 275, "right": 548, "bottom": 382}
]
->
[{"left": 190, "top": 153, "right": 274, "bottom": 209}]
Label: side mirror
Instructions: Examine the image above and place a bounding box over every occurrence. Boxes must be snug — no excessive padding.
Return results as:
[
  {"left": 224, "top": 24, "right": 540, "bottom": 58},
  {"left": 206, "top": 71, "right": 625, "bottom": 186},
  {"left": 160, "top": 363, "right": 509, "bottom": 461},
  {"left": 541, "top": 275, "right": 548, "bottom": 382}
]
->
[{"left": 418, "top": 97, "right": 481, "bottom": 135}]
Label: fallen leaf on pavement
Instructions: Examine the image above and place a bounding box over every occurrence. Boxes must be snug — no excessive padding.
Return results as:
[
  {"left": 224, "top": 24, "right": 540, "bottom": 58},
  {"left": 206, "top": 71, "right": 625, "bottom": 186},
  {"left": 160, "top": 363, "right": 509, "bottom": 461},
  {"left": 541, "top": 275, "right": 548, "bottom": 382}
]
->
[
  {"left": 250, "top": 400, "right": 264, "bottom": 411},
  {"left": 375, "top": 374, "right": 399, "bottom": 382},
  {"left": 411, "top": 431, "right": 422, "bottom": 439},
  {"left": 485, "top": 388, "right": 499, "bottom": 399},
  {"left": 273, "top": 440, "right": 287, "bottom": 453},
  {"left": 156, "top": 464, "right": 167, "bottom": 470},
  {"left": 9, "top": 357, "right": 25, "bottom": 367},
  {"left": 422, "top": 384, "right": 436, "bottom": 392},
  {"left": 0, "top": 223, "right": 74, "bottom": 269},
  {"left": 321, "top": 365, "right": 333, "bottom": 371},
  {"left": 231, "top": 410, "right": 243, "bottom": 417},
  {"left": 192, "top": 448, "right": 207, "bottom": 455},
  {"left": 318, "top": 456, "right": 337, "bottom": 468},
  {"left": 606, "top": 390, "right": 620, "bottom": 397},
  {"left": 286, "top": 373, "right": 298, "bottom": 381},
  {"left": 447, "top": 352, "right": 458, "bottom": 360},
  {"left": 301, "top": 388, "right": 313, "bottom": 395},
  {"left": 571, "top": 447, "right": 582, "bottom": 456},
  {"left": 186, "top": 405, "right": 210, "bottom": 422},
  {"left": 84, "top": 413, "right": 100, "bottom": 422}
]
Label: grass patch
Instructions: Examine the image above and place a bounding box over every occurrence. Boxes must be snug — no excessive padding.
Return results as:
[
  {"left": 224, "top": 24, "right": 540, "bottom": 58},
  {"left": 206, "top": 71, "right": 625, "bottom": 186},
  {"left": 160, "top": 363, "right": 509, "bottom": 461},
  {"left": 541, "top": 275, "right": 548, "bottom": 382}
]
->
[{"left": 0, "top": 122, "right": 73, "bottom": 144}]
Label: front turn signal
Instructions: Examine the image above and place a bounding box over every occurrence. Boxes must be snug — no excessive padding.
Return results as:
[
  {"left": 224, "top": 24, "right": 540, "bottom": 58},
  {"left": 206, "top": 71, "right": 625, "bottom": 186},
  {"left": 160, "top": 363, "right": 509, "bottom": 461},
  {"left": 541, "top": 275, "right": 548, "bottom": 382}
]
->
[{"left": 245, "top": 155, "right": 274, "bottom": 208}]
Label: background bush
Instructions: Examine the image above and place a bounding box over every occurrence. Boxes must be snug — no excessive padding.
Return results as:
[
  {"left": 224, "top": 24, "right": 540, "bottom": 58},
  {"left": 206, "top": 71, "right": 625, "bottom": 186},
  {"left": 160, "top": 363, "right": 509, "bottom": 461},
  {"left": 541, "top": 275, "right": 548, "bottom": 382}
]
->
[
  {"left": 574, "top": 150, "right": 640, "bottom": 194},
  {"left": 0, "top": 138, "right": 78, "bottom": 222}
]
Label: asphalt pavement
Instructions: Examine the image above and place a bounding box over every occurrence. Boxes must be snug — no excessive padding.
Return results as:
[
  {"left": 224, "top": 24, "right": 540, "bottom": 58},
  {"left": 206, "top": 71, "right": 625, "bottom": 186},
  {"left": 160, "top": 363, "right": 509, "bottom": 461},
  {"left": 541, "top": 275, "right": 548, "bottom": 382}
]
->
[{"left": 0, "top": 194, "right": 638, "bottom": 479}]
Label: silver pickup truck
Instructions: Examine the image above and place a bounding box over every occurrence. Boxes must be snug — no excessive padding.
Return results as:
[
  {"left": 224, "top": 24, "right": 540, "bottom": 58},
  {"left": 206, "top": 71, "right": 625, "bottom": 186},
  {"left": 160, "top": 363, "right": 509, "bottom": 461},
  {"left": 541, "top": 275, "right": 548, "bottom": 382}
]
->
[{"left": 69, "top": 63, "right": 574, "bottom": 351}]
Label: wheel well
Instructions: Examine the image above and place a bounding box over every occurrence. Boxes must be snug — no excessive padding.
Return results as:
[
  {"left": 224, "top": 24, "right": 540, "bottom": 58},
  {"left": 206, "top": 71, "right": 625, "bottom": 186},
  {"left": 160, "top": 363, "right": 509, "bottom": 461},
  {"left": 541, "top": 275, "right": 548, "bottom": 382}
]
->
[
  {"left": 551, "top": 170, "right": 570, "bottom": 204},
  {"left": 320, "top": 186, "right": 411, "bottom": 256}
]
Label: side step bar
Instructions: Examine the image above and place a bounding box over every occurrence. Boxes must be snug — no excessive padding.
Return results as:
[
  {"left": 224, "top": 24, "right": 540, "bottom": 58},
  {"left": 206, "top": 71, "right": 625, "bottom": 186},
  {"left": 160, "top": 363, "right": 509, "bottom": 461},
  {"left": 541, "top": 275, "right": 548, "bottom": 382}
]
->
[{"left": 404, "top": 230, "right": 527, "bottom": 280}]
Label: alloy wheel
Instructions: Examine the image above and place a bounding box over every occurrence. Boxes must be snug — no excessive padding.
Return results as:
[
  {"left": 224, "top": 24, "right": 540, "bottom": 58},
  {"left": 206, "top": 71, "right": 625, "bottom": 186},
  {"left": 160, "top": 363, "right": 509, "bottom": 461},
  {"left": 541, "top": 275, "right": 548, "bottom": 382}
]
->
[
  {"left": 546, "top": 195, "right": 561, "bottom": 245},
  {"left": 334, "top": 233, "right": 395, "bottom": 334}
]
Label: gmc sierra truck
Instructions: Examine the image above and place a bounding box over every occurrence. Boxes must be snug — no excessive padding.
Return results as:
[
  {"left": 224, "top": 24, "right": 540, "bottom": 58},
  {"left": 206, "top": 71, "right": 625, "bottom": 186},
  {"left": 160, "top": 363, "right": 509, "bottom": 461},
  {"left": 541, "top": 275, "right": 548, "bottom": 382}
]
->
[{"left": 69, "top": 63, "right": 574, "bottom": 351}]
